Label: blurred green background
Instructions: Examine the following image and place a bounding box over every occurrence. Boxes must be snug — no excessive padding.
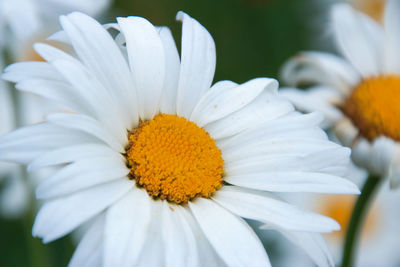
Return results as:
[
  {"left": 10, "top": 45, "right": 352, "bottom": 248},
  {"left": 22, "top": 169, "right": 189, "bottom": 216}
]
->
[{"left": 0, "top": 0, "right": 333, "bottom": 266}]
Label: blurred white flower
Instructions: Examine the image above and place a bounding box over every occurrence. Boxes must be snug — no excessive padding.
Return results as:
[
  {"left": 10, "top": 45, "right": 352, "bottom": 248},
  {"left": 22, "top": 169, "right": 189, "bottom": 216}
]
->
[
  {"left": 0, "top": 58, "right": 29, "bottom": 218},
  {"left": 288, "top": 167, "right": 400, "bottom": 267},
  {"left": 0, "top": 0, "right": 111, "bottom": 219},
  {"left": 280, "top": 0, "right": 400, "bottom": 189},
  {"left": 1, "top": 11, "right": 359, "bottom": 267},
  {"left": 0, "top": 0, "right": 110, "bottom": 48}
]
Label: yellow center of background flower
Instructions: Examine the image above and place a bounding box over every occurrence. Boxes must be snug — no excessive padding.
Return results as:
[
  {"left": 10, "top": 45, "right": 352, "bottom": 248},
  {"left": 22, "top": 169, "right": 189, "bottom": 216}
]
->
[
  {"left": 352, "top": 0, "right": 386, "bottom": 22},
  {"left": 126, "top": 113, "right": 224, "bottom": 204},
  {"left": 318, "top": 195, "right": 380, "bottom": 241},
  {"left": 343, "top": 75, "right": 400, "bottom": 141}
]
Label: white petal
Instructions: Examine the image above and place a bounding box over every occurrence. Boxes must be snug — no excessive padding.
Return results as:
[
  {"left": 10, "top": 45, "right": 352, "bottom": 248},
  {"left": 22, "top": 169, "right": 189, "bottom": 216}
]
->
[
  {"left": 103, "top": 188, "right": 152, "bottom": 267},
  {"left": 176, "top": 12, "right": 216, "bottom": 119},
  {"left": 213, "top": 186, "right": 340, "bottom": 232},
  {"left": 226, "top": 172, "right": 359, "bottom": 194},
  {"left": 47, "top": 30, "right": 70, "bottom": 44},
  {"left": 370, "top": 137, "right": 397, "bottom": 176},
  {"left": 222, "top": 137, "right": 339, "bottom": 162},
  {"left": 69, "top": 215, "right": 104, "bottom": 267},
  {"left": 333, "top": 117, "right": 359, "bottom": 147},
  {"left": 177, "top": 206, "right": 227, "bottom": 267},
  {"left": 208, "top": 80, "right": 237, "bottom": 91},
  {"left": 218, "top": 112, "right": 325, "bottom": 151},
  {"left": 225, "top": 147, "right": 350, "bottom": 177},
  {"left": 352, "top": 137, "right": 396, "bottom": 177},
  {"left": 33, "top": 179, "right": 133, "bottom": 243},
  {"left": 279, "top": 86, "right": 343, "bottom": 128},
  {"left": 157, "top": 26, "right": 181, "bottom": 114},
  {"left": 191, "top": 78, "right": 277, "bottom": 127},
  {"left": 34, "top": 42, "right": 76, "bottom": 62},
  {"left": 351, "top": 138, "right": 373, "bottom": 169},
  {"left": 60, "top": 12, "right": 138, "bottom": 128},
  {"left": 117, "top": 16, "right": 165, "bottom": 120},
  {"left": 280, "top": 51, "right": 359, "bottom": 95},
  {"left": 161, "top": 203, "right": 199, "bottom": 267},
  {"left": 135, "top": 200, "right": 165, "bottom": 267},
  {"left": 49, "top": 59, "right": 127, "bottom": 140},
  {"left": 28, "top": 143, "right": 117, "bottom": 171},
  {"left": 35, "top": 157, "right": 128, "bottom": 199},
  {"left": 47, "top": 113, "right": 126, "bottom": 152},
  {"left": 275, "top": 229, "right": 334, "bottom": 267},
  {"left": 205, "top": 87, "right": 294, "bottom": 139},
  {"left": 162, "top": 201, "right": 200, "bottom": 267},
  {"left": 14, "top": 77, "right": 92, "bottom": 116},
  {"left": 189, "top": 198, "right": 270, "bottom": 267},
  {"left": 332, "top": 4, "right": 383, "bottom": 76},
  {"left": 384, "top": 0, "right": 400, "bottom": 73},
  {"left": 2, "top": 61, "right": 63, "bottom": 83},
  {"left": 0, "top": 123, "right": 96, "bottom": 164}
]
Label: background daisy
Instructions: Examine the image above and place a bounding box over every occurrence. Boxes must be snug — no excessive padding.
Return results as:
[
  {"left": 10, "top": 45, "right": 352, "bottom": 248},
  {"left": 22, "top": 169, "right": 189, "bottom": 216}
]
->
[
  {"left": 280, "top": 0, "right": 400, "bottom": 188},
  {"left": 0, "top": 57, "right": 29, "bottom": 218}
]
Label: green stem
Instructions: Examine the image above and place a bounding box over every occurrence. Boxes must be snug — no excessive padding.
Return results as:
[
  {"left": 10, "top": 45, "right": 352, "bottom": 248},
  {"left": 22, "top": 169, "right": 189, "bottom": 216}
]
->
[{"left": 341, "top": 174, "right": 381, "bottom": 267}]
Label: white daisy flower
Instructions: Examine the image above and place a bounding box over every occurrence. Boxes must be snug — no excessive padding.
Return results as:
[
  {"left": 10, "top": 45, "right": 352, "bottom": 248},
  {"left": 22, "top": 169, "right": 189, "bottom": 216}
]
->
[
  {"left": 0, "top": 57, "right": 29, "bottom": 218},
  {"left": 0, "top": 12, "right": 359, "bottom": 266},
  {"left": 280, "top": 0, "right": 400, "bottom": 189}
]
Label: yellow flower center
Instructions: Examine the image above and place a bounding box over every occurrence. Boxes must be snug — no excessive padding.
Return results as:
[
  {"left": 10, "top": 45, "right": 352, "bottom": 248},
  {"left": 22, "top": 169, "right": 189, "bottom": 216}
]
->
[
  {"left": 318, "top": 195, "right": 380, "bottom": 241},
  {"left": 126, "top": 114, "right": 224, "bottom": 204},
  {"left": 343, "top": 75, "right": 400, "bottom": 141}
]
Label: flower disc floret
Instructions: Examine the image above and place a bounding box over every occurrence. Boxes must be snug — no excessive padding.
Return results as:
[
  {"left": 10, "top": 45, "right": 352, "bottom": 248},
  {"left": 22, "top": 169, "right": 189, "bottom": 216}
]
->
[{"left": 126, "top": 114, "right": 224, "bottom": 204}]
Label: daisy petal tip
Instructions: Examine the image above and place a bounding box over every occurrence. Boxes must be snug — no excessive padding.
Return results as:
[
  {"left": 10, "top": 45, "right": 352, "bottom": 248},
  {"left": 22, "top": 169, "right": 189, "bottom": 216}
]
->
[
  {"left": 313, "top": 111, "right": 325, "bottom": 123},
  {"left": 59, "top": 14, "right": 69, "bottom": 25},
  {"left": 335, "top": 178, "right": 361, "bottom": 195},
  {"left": 116, "top": 16, "right": 134, "bottom": 24},
  {"left": 46, "top": 30, "right": 66, "bottom": 42},
  {"left": 176, "top": 10, "right": 186, "bottom": 21},
  {"left": 263, "top": 77, "right": 279, "bottom": 91},
  {"left": 352, "top": 186, "right": 361, "bottom": 195},
  {"left": 32, "top": 42, "right": 49, "bottom": 56},
  {"left": 32, "top": 220, "right": 41, "bottom": 238},
  {"left": 343, "top": 146, "right": 352, "bottom": 156},
  {"left": 67, "top": 11, "right": 87, "bottom": 18},
  {"left": 65, "top": 11, "right": 95, "bottom": 26},
  {"left": 118, "top": 15, "right": 151, "bottom": 26},
  {"left": 331, "top": 220, "right": 341, "bottom": 232}
]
